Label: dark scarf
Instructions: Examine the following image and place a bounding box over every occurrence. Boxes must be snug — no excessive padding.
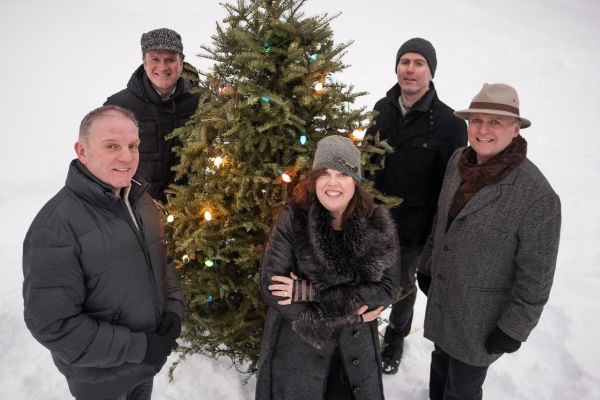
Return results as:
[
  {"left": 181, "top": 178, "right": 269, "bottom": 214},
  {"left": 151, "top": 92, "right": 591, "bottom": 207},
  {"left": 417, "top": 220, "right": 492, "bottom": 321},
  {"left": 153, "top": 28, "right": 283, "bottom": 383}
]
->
[{"left": 448, "top": 135, "right": 527, "bottom": 220}]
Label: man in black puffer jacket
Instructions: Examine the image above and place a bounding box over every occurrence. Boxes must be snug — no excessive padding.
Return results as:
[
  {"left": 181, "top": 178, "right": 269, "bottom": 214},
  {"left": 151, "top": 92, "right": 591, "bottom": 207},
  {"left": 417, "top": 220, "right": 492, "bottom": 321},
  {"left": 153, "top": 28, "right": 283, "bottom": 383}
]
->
[
  {"left": 23, "top": 106, "right": 185, "bottom": 400},
  {"left": 366, "top": 38, "right": 467, "bottom": 375},
  {"left": 105, "top": 28, "right": 201, "bottom": 200}
]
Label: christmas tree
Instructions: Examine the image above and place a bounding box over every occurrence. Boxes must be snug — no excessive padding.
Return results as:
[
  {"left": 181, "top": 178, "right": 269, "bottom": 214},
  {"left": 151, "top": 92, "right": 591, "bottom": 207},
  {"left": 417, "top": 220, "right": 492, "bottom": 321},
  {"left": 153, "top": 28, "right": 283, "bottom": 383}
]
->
[{"left": 164, "top": 0, "right": 393, "bottom": 372}]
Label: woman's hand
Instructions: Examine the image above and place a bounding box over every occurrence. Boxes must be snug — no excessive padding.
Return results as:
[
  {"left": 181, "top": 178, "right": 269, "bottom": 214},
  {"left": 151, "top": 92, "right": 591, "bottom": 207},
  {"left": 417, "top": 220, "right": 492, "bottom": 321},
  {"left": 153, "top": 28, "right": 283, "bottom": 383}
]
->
[
  {"left": 355, "top": 305, "right": 384, "bottom": 323},
  {"left": 268, "top": 272, "right": 298, "bottom": 305}
]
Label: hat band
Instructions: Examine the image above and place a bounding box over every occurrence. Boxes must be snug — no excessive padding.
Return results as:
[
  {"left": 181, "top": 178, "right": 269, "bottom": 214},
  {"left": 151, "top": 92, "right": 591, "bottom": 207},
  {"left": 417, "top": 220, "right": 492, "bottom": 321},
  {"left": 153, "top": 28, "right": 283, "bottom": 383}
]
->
[{"left": 470, "top": 101, "right": 519, "bottom": 115}]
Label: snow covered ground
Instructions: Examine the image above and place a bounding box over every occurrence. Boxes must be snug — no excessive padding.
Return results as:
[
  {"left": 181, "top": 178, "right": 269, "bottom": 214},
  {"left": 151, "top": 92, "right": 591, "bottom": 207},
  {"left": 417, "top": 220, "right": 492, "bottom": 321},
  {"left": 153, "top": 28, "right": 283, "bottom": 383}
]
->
[{"left": 1, "top": 0, "right": 599, "bottom": 398}]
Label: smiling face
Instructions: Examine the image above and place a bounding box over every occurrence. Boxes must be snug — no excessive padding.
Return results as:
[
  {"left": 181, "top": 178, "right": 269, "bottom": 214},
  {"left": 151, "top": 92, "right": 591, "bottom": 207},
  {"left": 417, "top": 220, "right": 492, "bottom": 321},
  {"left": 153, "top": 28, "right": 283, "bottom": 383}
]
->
[
  {"left": 396, "top": 52, "right": 432, "bottom": 100},
  {"left": 75, "top": 111, "right": 140, "bottom": 196},
  {"left": 467, "top": 113, "right": 520, "bottom": 164},
  {"left": 143, "top": 50, "right": 183, "bottom": 96},
  {"left": 315, "top": 168, "right": 356, "bottom": 222}
]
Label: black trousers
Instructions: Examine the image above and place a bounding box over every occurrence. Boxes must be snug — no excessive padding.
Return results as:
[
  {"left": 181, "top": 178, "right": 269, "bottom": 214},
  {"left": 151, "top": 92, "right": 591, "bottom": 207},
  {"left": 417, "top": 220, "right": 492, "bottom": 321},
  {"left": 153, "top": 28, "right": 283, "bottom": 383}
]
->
[
  {"left": 429, "top": 345, "right": 488, "bottom": 400},
  {"left": 383, "top": 245, "right": 422, "bottom": 346}
]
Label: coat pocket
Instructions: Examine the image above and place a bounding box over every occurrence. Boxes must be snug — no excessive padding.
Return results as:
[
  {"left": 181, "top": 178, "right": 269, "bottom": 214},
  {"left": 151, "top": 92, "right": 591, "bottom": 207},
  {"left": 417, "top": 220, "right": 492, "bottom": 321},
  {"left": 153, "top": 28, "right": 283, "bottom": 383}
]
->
[
  {"left": 404, "top": 138, "right": 439, "bottom": 172},
  {"left": 468, "top": 286, "right": 510, "bottom": 295}
]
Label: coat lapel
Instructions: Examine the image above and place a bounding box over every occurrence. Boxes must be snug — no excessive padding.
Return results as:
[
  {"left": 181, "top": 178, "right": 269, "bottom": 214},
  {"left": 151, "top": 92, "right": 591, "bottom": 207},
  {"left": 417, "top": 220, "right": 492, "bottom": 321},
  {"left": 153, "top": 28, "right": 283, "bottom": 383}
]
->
[{"left": 455, "top": 167, "right": 519, "bottom": 219}]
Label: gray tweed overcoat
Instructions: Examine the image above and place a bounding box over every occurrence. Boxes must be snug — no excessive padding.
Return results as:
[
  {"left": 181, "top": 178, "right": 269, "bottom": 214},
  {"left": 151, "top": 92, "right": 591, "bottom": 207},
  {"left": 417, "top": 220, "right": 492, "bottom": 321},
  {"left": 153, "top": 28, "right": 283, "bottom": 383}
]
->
[{"left": 418, "top": 147, "right": 561, "bottom": 366}]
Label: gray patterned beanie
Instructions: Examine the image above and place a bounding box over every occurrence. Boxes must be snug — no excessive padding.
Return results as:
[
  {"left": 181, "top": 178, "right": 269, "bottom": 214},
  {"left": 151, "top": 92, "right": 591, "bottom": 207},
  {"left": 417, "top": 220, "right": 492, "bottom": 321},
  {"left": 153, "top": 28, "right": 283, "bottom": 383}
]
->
[
  {"left": 313, "top": 135, "right": 361, "bottom": 181},
  {"left": 141, "top": 28, "right": 184, "bottom": 57},
  {"left": 395, "top": 37, "right": 437, "bottom": 77}
]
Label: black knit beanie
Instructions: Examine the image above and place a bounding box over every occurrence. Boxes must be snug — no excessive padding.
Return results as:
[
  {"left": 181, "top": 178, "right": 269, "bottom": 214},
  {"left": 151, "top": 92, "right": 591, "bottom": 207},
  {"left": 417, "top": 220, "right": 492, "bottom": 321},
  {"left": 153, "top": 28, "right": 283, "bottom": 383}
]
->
[{"left": 395, "top": 37, "right": 437, "bottom": 77}]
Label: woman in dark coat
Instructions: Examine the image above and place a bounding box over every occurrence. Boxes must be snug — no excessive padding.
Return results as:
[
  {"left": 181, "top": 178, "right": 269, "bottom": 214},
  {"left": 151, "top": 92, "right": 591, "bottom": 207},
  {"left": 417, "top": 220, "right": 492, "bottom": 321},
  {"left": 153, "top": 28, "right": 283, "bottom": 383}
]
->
[{"left": 255, "top": 135, "right": 401, "bottom": 400}]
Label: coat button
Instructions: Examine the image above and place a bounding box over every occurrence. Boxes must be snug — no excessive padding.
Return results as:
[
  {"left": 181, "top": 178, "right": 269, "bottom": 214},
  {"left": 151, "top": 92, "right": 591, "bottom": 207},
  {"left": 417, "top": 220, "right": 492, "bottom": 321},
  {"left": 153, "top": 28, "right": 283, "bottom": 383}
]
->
[
  {"left": 353, "top": 330, "right": 360, "bottom": 337},
  {"left": 352, "top": 358, "right": 360, "bottom": 365},
  {"left": 353, "top": 386, "right": 360, "bottom": 393},
  {"left": 437, "top": 273, "right": 443, "bottom": 280}
]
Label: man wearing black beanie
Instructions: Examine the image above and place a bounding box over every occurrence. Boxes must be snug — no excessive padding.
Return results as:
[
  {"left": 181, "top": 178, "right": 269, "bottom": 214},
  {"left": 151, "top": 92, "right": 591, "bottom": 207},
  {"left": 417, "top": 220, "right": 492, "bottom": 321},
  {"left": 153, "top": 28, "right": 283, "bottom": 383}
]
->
[{"left": 366, "top": 37, "right": 467, "bottom": 375}]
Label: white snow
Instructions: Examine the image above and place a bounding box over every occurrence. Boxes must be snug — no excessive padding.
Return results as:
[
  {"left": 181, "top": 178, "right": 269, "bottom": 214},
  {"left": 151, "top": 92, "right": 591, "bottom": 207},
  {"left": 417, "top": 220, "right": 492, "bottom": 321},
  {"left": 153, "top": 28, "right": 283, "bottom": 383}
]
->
[{"left": 1, "top": 0, "right": 599, "bottom": 398}]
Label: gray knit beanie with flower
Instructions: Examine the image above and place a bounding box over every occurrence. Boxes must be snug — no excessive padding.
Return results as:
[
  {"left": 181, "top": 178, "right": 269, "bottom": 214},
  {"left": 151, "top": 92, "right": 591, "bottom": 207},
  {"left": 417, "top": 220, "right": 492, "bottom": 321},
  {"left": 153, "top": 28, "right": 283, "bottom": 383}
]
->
[{"left": 313, "top": 135, "right": 361, "bottom": 181}]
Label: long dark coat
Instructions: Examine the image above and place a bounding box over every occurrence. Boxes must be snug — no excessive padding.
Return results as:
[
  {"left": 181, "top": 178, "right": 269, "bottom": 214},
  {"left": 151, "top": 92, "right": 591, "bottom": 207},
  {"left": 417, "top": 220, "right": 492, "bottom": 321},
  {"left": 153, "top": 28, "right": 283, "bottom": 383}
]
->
[
  {"left": 256, "top": 203, "right": 401, "bottom": 400},
  {"left": 418, "top": 148, "right": 561, "bottom": 366},
  {"left": 104, "top": 65, "right": 201, "bottom": 199}
]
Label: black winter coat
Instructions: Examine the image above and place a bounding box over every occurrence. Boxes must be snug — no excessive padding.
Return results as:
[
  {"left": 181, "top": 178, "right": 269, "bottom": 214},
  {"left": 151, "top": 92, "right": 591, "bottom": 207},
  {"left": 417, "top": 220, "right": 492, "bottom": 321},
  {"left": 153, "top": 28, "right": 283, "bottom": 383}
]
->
[
  {"left": 256, "top": 203, "right": 401, "bottom": 400},
  {"left": 105, "top": 65, "right": 201, "bottom": 200},
  {"left": 367, "top": 83, "right": 467, "bottom": 248},
  {"left": 22, "top": 160, "right": 185, "bottom": 399}
]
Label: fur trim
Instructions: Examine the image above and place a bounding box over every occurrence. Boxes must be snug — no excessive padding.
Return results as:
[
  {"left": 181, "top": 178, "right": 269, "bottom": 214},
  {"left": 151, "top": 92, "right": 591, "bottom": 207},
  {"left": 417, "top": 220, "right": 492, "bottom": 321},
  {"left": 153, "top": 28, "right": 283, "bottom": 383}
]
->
[{"left": 290, "top": 203, "right": 399, "bottom": 349}]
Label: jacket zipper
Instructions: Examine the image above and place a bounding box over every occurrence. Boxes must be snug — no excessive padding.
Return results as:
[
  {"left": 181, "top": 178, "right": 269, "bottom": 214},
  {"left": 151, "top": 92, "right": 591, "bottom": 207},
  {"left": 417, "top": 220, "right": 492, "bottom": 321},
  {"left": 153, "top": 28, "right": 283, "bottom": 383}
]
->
[{"left": 117, "top": 199, "right": 162, "bottom": 327}]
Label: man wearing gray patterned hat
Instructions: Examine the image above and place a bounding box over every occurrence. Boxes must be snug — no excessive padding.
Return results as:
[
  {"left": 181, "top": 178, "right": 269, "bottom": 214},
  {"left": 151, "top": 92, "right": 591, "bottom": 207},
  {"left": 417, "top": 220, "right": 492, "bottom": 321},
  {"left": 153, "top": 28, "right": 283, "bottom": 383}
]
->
[
  {"left": 105, "top": 28, "right": 201, "bottom": 200},
  {"left": 365, "top": 37, "right": 467, "bottom": 374}
]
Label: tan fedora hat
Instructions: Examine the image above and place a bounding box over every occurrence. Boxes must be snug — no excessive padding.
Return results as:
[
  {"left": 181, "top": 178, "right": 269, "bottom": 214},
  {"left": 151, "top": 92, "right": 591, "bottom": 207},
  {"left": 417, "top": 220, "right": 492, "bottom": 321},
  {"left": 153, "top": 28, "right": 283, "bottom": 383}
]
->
[{"left": 454, "top": 83, "right": 531, "bottom": 129}]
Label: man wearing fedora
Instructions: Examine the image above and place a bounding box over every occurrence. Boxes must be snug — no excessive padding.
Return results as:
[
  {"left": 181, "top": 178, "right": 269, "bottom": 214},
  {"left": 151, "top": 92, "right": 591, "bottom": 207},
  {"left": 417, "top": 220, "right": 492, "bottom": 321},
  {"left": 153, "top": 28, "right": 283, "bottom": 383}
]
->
[
  {"left": 105, "top": 28, "right": 201, "bottom": 201},
  {"left": 417, "top": 83, "right": 561, "bottom": 399},
  {"left": 366, "top": 37, "right": 467, "bottom": 374}
]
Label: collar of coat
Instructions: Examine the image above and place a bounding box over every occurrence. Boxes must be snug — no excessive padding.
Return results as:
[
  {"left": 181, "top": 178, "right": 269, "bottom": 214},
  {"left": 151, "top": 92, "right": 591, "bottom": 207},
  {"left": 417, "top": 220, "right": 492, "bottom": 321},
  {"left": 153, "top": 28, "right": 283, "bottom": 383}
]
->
[
  {"left": 127, "top": 65, "right": 195, "bottom": 105},
  {"left": 66, "top": 159, "right": 149, "bottom": 211},
  {"left": 386, "top": 81, "right": 436, "bottom": 113},
  {"left": 292, "top": 202, "right": 398, "bottom": 288},
  {"left": 289, "top": 202, "right": 399, "bottom": 349}
]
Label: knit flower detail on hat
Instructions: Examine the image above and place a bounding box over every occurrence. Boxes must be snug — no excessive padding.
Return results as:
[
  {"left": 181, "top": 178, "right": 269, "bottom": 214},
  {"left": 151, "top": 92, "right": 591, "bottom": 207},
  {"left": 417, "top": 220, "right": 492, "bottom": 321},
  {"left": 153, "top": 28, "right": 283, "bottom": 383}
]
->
[{"left": 333, "top": 155, "right": 358, "bottom": 174}]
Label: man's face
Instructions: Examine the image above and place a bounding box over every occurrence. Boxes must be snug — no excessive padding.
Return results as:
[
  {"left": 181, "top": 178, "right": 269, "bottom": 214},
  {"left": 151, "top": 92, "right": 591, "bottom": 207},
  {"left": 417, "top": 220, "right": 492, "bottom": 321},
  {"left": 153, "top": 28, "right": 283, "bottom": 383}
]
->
[
  {"left": 467, "top": 113, "right": 520, "bottom": 164},
  {"left": 396, "top": 52, "right": 433, "bottom": 99},
  {"left": 143, "top": 50, "right": 183, "bottom": 95},
  {"left": 75, "top": 112, "right": 140, "bottom": 196}
]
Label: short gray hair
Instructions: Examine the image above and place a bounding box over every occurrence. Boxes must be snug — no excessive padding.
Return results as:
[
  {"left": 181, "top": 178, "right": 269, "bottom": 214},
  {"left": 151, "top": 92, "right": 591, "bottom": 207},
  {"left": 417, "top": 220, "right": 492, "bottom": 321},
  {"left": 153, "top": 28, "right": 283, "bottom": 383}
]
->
[{"left": 79, "top": 105, "right": 138, "bottom": 142}]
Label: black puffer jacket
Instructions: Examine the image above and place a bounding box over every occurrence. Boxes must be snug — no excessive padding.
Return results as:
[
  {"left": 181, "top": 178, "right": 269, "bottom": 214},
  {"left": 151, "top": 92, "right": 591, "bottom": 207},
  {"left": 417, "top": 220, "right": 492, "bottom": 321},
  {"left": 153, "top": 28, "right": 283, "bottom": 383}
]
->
[
  {"left": 367, "top": 82, "right": 467, "bottom": 247},
  {"left": 256, "top": 203, "right": 401, "bottom": 400},
  {"left": 105, "top": 65, "right": 201, "bottom": 200},
  {"left": 23, "top": 160, "right": 185, "bottom": 400}
]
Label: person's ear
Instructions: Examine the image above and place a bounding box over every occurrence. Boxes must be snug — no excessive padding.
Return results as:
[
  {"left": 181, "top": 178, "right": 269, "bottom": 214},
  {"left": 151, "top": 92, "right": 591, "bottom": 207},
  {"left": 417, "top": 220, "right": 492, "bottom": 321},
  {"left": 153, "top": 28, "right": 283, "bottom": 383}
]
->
[
  {"left": 75, "top": 141, "right": 87, "bottom": 164},
  {"left": 513, "top": 124, "right": 520, "bottom": 137}
]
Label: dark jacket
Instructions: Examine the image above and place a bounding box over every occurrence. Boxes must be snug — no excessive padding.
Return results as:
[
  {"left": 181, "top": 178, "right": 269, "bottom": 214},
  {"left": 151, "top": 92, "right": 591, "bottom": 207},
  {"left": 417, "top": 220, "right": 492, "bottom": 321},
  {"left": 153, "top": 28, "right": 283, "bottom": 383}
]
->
[
  {"left": 367, "top": 82, "right": 467, "bottom": 248},
  {"left": 22, "top": 160, "right": 185, "bottom": 399},
  {"left": 256, "top": 203, "right": 401, "bottom": 400},
  {"left": 418, "top": 148, "right": 561, "bottom": 366},
  {"left": 104, "top": 65, "right": 201, "bottom": 200}
]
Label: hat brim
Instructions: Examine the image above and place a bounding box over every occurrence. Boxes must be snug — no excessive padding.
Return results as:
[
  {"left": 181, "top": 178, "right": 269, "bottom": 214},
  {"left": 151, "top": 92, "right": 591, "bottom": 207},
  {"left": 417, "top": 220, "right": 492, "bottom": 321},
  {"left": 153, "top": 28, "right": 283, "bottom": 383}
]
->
[{"left": 454, "top": 109, "right": 531, "bottom": 129}]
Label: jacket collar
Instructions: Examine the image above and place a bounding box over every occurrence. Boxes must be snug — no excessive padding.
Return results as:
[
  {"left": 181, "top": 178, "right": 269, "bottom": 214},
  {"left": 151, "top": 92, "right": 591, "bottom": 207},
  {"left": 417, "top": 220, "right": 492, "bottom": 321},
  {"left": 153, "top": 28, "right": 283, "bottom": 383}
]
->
[
  {"left": 451, "top": 160, "right": 520, "bottom": 220},
  {"left": 308, "top": 202, "right": 367, "bottom": 265},
  {"left": 65, "top": 159, "right": 149, "bottom": 211},
  {"left": 385, "top": 81, "right": 437, "bottom": 113},
  {"left": 127, "top": 65, "right": 194, "bottom": 105}
]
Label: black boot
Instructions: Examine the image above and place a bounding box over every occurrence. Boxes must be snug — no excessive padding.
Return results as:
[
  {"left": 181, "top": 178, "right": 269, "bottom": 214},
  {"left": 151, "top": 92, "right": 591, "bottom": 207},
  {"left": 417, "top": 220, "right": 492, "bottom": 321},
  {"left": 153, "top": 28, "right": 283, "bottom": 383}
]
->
[
  {"left": 381, "top": 289, "right": 416, "bottom": 375},
  {"left": 381, "top": 338, "right": 404, "bottom": 375}
]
